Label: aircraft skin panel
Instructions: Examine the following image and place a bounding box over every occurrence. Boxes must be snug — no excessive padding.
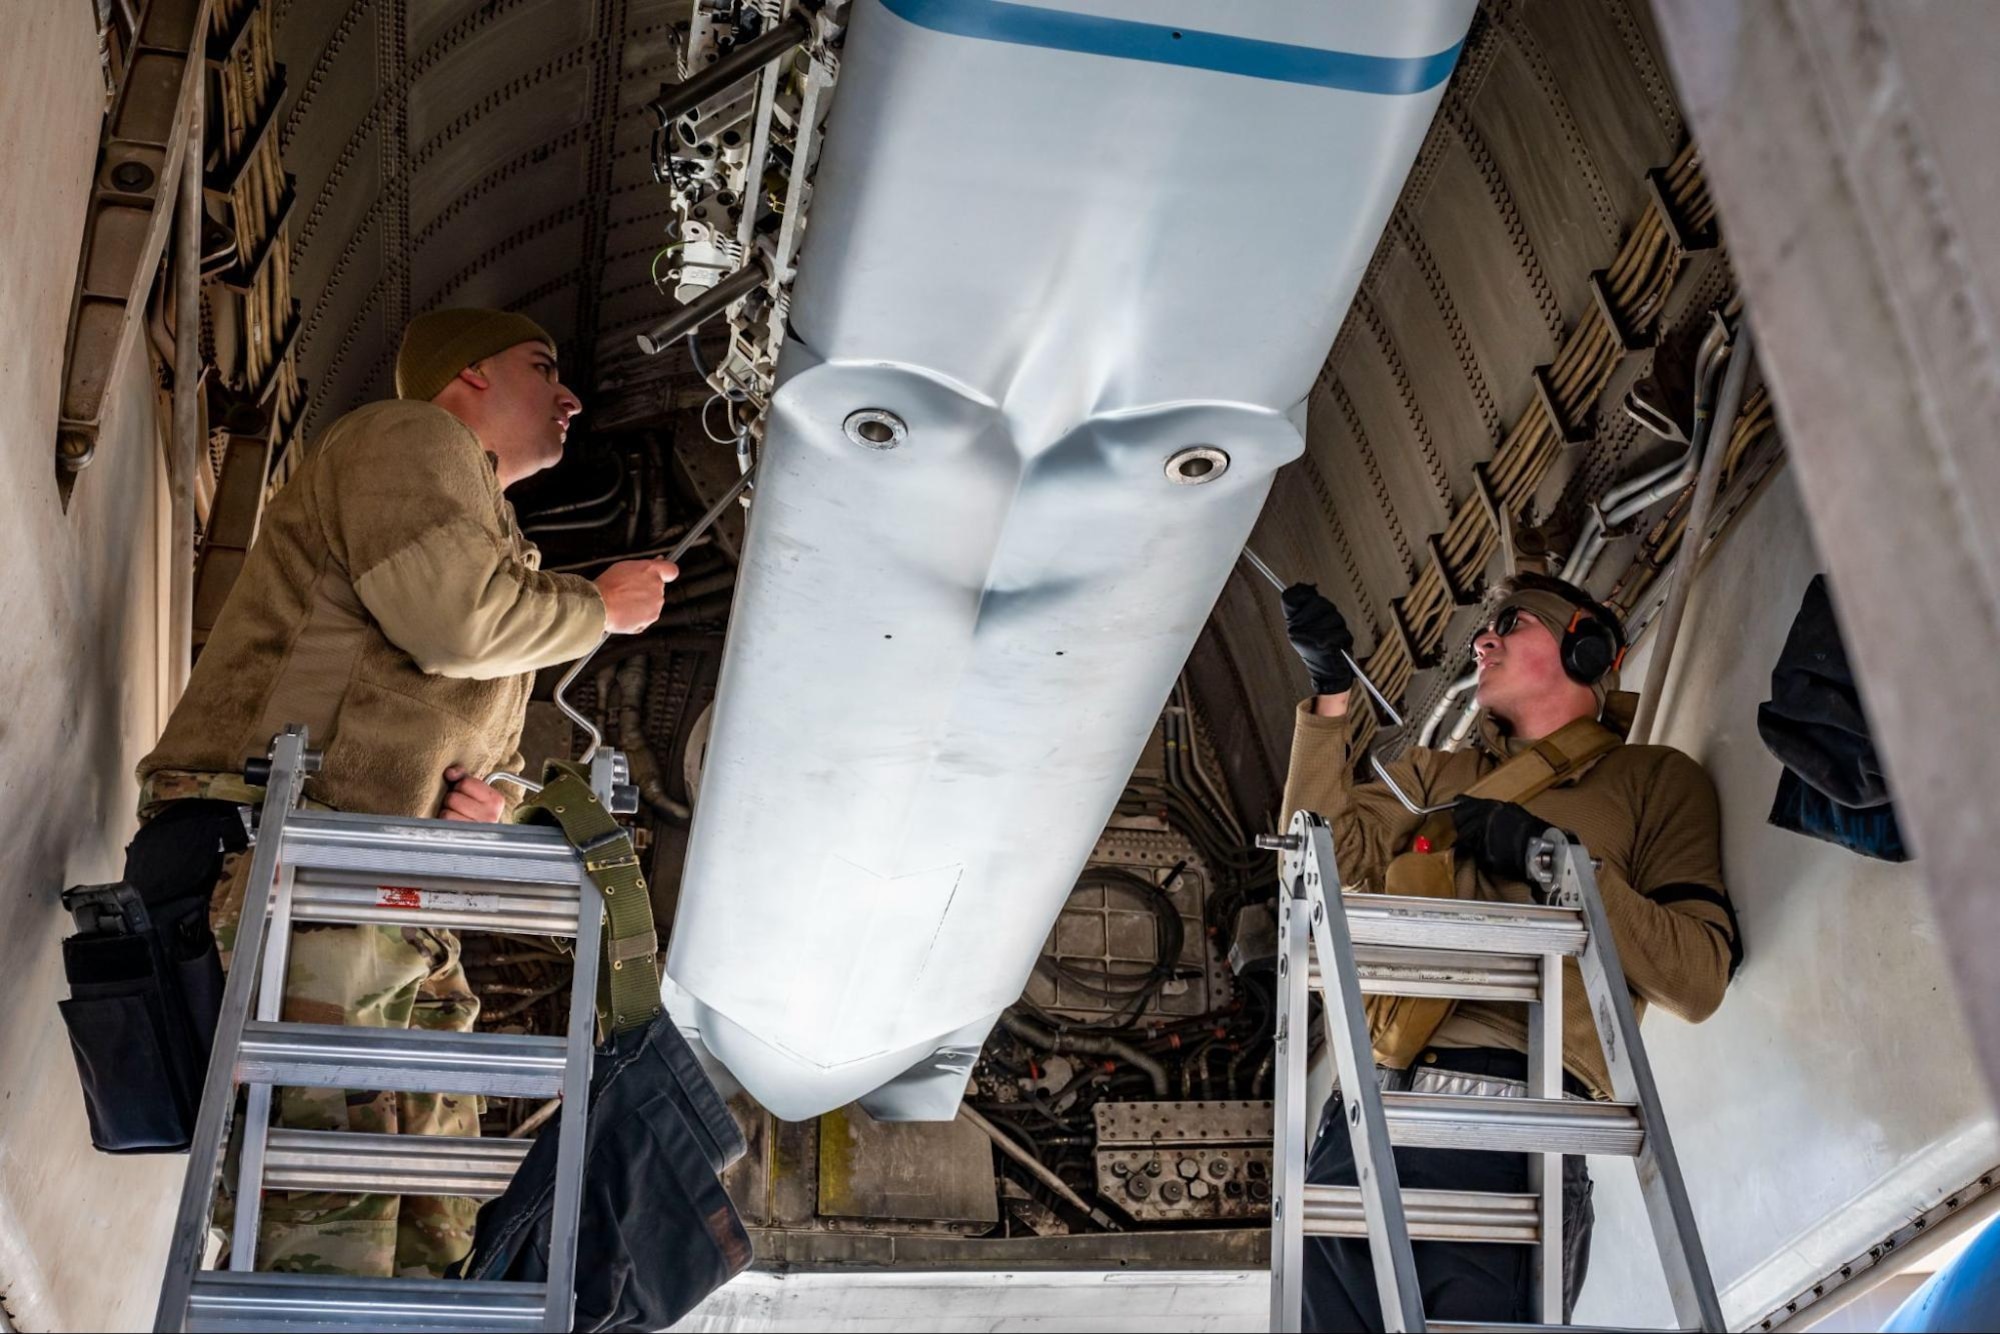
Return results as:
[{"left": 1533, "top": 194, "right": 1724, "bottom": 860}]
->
[{"left": 666, "top": 0, "right": 1477, "bottom": 1121}]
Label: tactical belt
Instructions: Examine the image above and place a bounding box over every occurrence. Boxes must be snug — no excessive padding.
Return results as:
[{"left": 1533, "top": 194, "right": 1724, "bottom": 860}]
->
[{"left": 516, "top": 761, "right": 664, "bottom": 1036}]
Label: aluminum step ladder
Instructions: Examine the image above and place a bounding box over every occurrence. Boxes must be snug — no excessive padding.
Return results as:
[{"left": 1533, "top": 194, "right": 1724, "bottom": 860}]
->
[
  {"left": 1264, "top": 810, "right": 1725, "bottom": 1334},
  {"left": 154, "top": 725, "right": 618, "bottom": 1332}
]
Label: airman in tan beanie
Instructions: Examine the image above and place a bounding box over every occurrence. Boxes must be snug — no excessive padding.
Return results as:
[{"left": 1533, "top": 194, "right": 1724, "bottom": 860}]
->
[
  {"left": 134, "top": 306, "right": 679, "bottom": 1279},
  {"left": 394, "top": 307, "right": 556, "bottom": 404}
]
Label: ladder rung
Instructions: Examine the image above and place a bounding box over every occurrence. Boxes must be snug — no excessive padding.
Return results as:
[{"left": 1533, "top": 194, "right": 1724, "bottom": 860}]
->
[
  {"left": 238, "top": 1022, "right": 568, "bottom": 1099},
  {"left": 1382, "top": 1092, "right": 1643, "bottom": 1156},
  {"left": 290, "top": 873, "right": 582, "bottom": 936},
  {"left": 280, "top": 811, "right": 584, "bottom": 887},
  {"left": 187, "top": 1273, "right": 546, "bottom": 1332},
  {"left": 262, "top": 1128, "right": 533, "bottom": 1198},
  {"left": 1330, "top": 946, "right": 1543, "bottom": 1002},
  {"left": 1301, "top": 1184, "right": 1539, "bottom": 1243},
  {"left": 1342, "top": 894, "right": 1587, "bottom": 957}
]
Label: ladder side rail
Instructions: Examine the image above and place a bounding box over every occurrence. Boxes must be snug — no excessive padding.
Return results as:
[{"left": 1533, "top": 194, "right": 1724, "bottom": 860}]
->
[
  {"left": 155, "top": 727, "right": 314, "bottom": 1331},
  {"left": 1270, "top": 873, "right": 1312, "bottom": 1334},
  {"left": 228, "top": 857, "right": 303, "bottom": 1271},
  {"left": 1298, "top": 814, "right": 1426, "bottom": 1333},
  {"left": 1526, "top": 950, "right": 1565, "bottom": 1323},
  {"left": 1550, "top": 837, "right": 1725, "bottom": 1333},
  {"left": 540, "top": 874, "right": 603, "bottom": 1330}
]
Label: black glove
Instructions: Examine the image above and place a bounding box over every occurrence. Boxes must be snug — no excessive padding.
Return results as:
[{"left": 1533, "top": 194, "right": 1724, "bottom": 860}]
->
[
  {"left": 1281, "top": 582, "right": 1356, "bottom": 696},
  {"left": 1450, "top": 797, "right": 1552, "bottom": 884}
]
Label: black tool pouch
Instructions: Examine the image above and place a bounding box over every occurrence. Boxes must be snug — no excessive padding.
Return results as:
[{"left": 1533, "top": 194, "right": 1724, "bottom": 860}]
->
[
  {"left": 452, "top": 1011, "right": 751, "bottom": 1330},
  {"left": 58, "top": 800, "right": 244, "bottom": 1154}
]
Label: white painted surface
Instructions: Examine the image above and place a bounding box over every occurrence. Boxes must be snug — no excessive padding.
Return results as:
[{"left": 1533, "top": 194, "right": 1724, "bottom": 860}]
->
[
  {"left": 670, "top": 0, "right": 1479, "bottom": 1121},
  {"left": 670, "top": 1269, "right": 1266, "bottom": 1332},
  {"left": 1572, "top": 467, "right": 1998, "bottom": 1329},
  {"left": 0, "top": 8, "right": 182, "bottom": 1330}
]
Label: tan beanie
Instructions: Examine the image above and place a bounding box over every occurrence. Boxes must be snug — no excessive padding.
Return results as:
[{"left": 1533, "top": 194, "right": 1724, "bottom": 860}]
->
[{"left": 394, "top": 308, "right": 556, "bottom": 403}]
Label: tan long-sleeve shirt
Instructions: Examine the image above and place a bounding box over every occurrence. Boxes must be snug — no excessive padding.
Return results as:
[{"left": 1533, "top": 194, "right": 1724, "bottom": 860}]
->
[
  {"left": 1279, "top": 695, "right": 1739, "bottom": 1096},
  {"left": 141, "top": 399, "right": 605, "bottom": 818}
]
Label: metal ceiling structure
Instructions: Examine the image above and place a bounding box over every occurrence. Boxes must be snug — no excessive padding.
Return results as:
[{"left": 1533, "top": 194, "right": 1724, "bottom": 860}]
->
[{"left": 275, "top": 0, "right": 698, "bottom": 448}]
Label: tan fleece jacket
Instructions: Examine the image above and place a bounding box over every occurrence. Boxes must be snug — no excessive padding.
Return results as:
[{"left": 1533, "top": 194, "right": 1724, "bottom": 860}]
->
[
  {"left": 1279, "top": 696, "right": 1737, "bottom": 1097},
  {"left": 141, "top": 399, "right": 606, "bottom": 818}
]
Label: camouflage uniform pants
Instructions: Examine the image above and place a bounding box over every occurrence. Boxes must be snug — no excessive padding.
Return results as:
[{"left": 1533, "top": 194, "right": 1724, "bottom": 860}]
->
[{"left": 212, "top": 849, "right": 483, "bottom": 1277}]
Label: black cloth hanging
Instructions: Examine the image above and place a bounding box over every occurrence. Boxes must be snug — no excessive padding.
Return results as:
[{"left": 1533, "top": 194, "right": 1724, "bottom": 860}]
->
[{"left": 1757, "top": 575, "right": 1910, "bottom": 862}]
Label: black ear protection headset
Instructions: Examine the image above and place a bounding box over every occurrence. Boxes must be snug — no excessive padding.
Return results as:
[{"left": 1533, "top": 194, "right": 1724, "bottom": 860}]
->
[
  {"left": 1485, "top": 585, "right": 1629, "bottom": 686},
  {"left": 1557, "top": 600, "right": 1628, "bottom": 686}
]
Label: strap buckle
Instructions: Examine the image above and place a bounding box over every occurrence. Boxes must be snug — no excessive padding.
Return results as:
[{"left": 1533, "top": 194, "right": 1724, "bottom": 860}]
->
[
  {"left": 579, "top": 828, "right": 629, "bottom": 858},
  {"left": 578, "top": 828, "right": 642, "bottom": 875}
]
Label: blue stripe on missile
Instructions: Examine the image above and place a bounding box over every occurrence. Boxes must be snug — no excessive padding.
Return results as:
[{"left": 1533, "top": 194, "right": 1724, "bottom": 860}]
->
[{"left": 876, "top": 0, "right": 1464, "bottom": 95}]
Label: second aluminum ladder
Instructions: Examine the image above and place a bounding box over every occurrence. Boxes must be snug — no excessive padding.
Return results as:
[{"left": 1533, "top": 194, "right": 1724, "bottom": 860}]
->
[{"left": 1264, "top": 809, "right": 1725, "bottom": 1333}]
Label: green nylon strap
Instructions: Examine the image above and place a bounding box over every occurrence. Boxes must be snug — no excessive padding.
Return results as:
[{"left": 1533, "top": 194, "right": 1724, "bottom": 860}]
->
[{"left": 516, "top": 761, "right": 664, "bottom": 1035}]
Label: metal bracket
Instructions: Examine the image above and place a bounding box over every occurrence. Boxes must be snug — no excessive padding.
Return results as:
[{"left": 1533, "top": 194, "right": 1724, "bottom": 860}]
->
[
  {"left": 1589, "top": 269, "right": 1653, "bottom": 354},
  {"left": 1646, "top": 166, "right": 1720, "bottom": 255},
  {"left": 1426, "top": 534, "right": 1476, "bottom": 609},
  {"left": 55, "top": 0, "right": 211, "bottom": 492},
  {"left": 1388, "top": 597, "right": 1434, "bottom": 672},
  {"left": 1471, "top": 462, "right": 1517, "bottom": 580},
  {"left": 1532, "top": 364, "right": 1593, "bottom": 447}
]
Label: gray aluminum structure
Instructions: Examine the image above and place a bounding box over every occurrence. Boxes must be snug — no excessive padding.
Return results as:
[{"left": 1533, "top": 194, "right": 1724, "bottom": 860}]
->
[
  {"left": 153, "top": 727, "right": 612, "bottom": 1332},
  {"left": 1265, "top": 811, "right": 1723, "bottom": 1333}
]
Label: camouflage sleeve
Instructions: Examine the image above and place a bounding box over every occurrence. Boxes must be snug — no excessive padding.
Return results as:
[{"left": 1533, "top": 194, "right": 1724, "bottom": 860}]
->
[{"left": 322, "top": 403, "right": 605, "bottom": 679}]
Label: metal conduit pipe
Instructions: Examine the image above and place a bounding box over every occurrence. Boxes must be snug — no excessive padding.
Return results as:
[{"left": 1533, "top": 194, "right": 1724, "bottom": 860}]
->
[
  {"left": 522, "top": 505, "right": 629, "bottom": 536},
  {"left": 958, "top": 1104, "right": 1119, "bottom": 1230},
  {"left": 999, "top": 1013, "right": 1170, "bottom": 1099},
  {"left": 1172, "top": 678, "right": 1243, "bottom": 844},
  {"left": 652, "top": 589, "right": 738, "bottom": 630},
  {"left": 646, "top": 13, "right": 809, "bottom": 130},
  {"left": 520, "top": 454, "right": 629, "bottom": 520},
  {"left": 1629, "top": 324, "right": 1755, "bottom": 744},
  {"left": 545, "top": 525, "right": 701, "bottom": 573},
  {"left": 636, "top": 256, "right": 771, "bottom": 356},
  {"left": 646, "top": 437, "right": 675, "bottom": 541},
  {"left": 1445, "top": 692, "right": 1485, "bottom": 750},
  {"left": 664, "top": 567, "right": 738, "bottom": 603},
  {"left": 614, "top": 656, "right": 692, "bottom": 822},
  {"left": 627, "top": 446, "right": 645, "bottom": 548},
  {"left": 168, "top": 91, "right": 203, "bottom": 695},
  {"left": 1558, "top": 318, "right": 1735, "bottom": 587},
  {"left": 1417, "top": 672, "right": 1478, "bottom": 749}
]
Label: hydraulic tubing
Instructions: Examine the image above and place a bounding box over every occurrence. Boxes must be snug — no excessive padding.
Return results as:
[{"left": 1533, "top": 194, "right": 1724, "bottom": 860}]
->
[
  {"left": 1560, "top": 319, "right": 1733, "bottom": 586},
  {"left": 647, "top": 13, "right": 809, "bottom": 131},
  {"left": 169, "top": 91, "right": 203, "bottom": 692},
  {"left": 635, "top": 257, "right": 770, "bottom": 356},
  {"left": 1000, "top": 1013, "right": 1169, "bottom": 1099},
  {"left": 1417, "top": 672, "right": 1478, "bottom": 749},
  {"left": 520, "top": 454, "right": 629, "bottom": 520},
  {"left": 1630, "top": 324, "right": 1755, "bottom": 743},
  {"left": 960, "top": 1103, "right": 1117, "bottom": 1229}
]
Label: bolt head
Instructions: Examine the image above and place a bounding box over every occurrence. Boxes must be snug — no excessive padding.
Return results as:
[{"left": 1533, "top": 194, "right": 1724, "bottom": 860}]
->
[{"left": 109, "top": 159, "right": 155, "bottom": 192}]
